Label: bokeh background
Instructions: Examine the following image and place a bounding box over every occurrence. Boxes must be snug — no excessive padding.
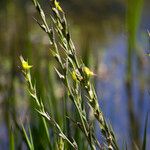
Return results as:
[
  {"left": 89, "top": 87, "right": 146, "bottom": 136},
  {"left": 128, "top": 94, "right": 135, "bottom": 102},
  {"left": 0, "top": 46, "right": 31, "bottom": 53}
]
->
[{"left": 0, "top": 0, "right": 150, "bottom": 149}]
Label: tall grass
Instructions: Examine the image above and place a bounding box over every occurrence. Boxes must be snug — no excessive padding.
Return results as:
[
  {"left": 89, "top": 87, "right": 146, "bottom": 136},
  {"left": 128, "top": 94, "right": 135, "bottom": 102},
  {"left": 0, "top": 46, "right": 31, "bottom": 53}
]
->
[{"left": 19, "top": 0, "right": 119, "bottom": 149}]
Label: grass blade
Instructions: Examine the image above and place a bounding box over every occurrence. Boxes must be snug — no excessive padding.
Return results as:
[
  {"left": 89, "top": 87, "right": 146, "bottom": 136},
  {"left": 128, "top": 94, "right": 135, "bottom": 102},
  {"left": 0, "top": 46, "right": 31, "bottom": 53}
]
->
[
  {"left": 21, "top": 124, "right": 34, "bottom": 150},
  {"left": 9, "top": 126, "right": 15, "bottom": 150}
]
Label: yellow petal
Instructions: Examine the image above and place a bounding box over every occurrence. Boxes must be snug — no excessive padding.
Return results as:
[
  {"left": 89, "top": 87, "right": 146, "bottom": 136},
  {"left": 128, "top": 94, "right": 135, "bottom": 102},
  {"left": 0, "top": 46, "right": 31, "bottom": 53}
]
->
[
  {"left": 54, "top": 0, "right": 63, "bottom": 12},
  {"left": 72, "top": 70, "right": 77, "bottom": 81},
  {"left": 83, "top": 67, "right": 94, "bottom": 77},
  {"left": 20, "top": 56, "right": 32, "bottom": 70}
]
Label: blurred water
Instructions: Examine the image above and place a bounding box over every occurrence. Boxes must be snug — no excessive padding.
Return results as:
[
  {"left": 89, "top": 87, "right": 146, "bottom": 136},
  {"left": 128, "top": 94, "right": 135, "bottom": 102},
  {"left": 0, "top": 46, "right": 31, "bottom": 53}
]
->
[
  {"left": 97, "top": 33, "right": 150, "bottom": 148},
  {"left": 0, "top": 123, "right": 8, "bottom": 150}
]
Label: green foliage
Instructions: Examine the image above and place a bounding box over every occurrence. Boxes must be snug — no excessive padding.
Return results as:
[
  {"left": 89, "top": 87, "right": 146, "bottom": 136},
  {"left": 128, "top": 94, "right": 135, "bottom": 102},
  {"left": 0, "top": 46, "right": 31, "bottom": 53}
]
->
[
  {"left": 21, "top": 124, "right": 34, "bottom": 150},
  {"left": 9, "top": 127, "right": 15, "bottom": 150}
]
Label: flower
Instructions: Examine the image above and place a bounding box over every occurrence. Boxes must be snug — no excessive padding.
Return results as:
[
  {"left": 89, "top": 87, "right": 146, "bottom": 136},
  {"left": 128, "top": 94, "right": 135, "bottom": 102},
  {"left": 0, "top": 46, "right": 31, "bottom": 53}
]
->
[
  {"left": 72, "top": 70, "right": 77, "bottom": 81},
  {"left": 82, "top": 66, "right": 94, "bottom": 77},
  {"left": 54, "top": 0, "right": 63, "bottom": 12},
  {"left": 20, "top": 56, "right": 32, "bottom": 70}
]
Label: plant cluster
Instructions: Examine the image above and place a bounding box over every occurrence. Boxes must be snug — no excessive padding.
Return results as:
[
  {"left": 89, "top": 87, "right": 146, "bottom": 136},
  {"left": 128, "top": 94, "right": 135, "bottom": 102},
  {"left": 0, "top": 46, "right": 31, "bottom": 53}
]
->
[{"left": 19, "top": 0, "right": 148, "bottom": 150}]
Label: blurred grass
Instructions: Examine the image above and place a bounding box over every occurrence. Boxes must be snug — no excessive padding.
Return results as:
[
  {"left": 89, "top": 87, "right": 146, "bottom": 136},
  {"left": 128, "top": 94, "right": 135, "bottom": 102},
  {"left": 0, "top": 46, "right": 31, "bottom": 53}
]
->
[{"left": 126, "top": 0, "right": 144, "bottom": 148}]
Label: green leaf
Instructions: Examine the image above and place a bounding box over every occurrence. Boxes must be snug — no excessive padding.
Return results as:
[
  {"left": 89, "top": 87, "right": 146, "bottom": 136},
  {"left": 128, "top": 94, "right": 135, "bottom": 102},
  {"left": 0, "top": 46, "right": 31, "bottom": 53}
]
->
[
  {"left": 21, "top": 124, "right": 34, "bottom": 150},
  {"left": 28, "top": 125, "right": 34, "bottom": 150},
  {"left": 10, "top": 127, "right": 15, "bottom": 150}
]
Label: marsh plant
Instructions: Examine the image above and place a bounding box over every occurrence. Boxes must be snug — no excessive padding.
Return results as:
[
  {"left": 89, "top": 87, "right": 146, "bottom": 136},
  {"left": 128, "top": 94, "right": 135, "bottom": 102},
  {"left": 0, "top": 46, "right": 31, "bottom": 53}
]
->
[{"left": 18, "top": 0, "right": 148, "bottom": 150}]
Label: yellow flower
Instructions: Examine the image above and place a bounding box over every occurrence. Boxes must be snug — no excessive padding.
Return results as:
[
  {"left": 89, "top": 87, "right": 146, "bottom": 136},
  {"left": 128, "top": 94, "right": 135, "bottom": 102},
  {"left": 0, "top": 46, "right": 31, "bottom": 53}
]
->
[
  {"left": 54, "top": 0, "right": 63, "bottom": 12},
  {"left": 20, "top": 56, "right": 32, "bottom": 70},
  {"left": 82, "top": 66, "right": 94, "bottom": 77},
  {"left": 72, "top": 70, "right": 77, "bottom": 81}
]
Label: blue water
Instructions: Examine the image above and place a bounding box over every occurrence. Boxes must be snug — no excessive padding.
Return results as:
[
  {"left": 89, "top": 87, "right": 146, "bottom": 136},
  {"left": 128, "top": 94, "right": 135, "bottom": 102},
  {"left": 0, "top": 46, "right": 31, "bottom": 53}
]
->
[{"left": 96, "top": 34, "right": 150, "bottom": 149}]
